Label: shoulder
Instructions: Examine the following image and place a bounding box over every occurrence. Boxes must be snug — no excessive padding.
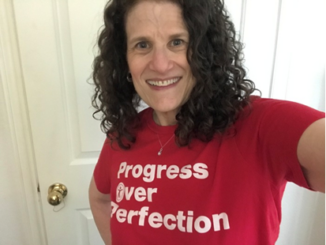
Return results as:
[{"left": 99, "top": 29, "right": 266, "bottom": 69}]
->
[
  {"left": 237, "top": 96, "right": 324, "bottom": 127},
  {"left": 233, "top": 96, "right": 324, "bottom": 155},
  {"left": 232, "top": 97, "right": 324, "bottom": 189}
]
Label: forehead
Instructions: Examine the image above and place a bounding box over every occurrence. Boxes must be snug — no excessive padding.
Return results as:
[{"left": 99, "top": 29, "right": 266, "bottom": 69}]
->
[{"left": 125, "top": 1, "right": 187, "bottom": 38}]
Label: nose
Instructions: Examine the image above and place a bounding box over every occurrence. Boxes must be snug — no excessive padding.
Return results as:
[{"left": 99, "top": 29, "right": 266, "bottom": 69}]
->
[{"left": 148, "top": 47, "right": 173, "bottom": 74}]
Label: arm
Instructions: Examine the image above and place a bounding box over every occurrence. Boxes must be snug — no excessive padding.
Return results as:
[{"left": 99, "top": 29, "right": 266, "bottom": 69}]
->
[
  {"left": 89, "top": 176, "right": 112, "bottom": 244},
  {"left": 297, "top": 118, "right": 325, "bottom": 193}
]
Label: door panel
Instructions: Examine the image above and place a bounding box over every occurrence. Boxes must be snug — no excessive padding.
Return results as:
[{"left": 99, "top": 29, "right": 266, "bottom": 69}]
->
[{"left": 13, "top": 0, "right": 106, "bottom": 244}]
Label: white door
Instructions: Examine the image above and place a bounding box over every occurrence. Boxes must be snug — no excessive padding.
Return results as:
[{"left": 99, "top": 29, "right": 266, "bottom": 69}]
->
[{"left": 13, "top": 0, "right": 107, "bottom": 244}]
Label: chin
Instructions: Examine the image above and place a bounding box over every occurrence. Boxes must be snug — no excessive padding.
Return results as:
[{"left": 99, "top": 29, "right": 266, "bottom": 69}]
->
[{"left": 152, "top": 103, "right": 180, "bottom": 112}]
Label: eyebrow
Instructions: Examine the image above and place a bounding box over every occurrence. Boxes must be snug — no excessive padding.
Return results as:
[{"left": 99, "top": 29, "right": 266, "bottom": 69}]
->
[
  {"left": 169, "top": 32, "right": 189, "bottom": 40},
  {"left": 128, "top": 31, "right": 189, "bottom": 45}
]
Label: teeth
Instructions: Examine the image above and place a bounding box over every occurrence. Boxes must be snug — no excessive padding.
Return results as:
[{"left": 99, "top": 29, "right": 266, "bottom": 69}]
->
[{"left": 147, "top": 78, "right": 179, "bottom": 86}]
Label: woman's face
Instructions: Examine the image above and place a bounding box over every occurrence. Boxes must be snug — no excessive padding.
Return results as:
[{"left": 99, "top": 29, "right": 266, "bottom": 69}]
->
[{"left": 125, "top": 1, "right": 195, "bottom": 122}]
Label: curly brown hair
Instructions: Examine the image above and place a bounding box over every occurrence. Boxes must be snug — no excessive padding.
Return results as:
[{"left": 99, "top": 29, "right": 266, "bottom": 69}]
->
[{"left": 92, "top": 0, "right": 257, "bottom": 149}]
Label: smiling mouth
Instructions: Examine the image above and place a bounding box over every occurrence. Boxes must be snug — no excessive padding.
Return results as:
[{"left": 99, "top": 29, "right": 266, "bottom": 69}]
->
[{"left": 147, "top": 77, "right": 180, "bottom": 87}]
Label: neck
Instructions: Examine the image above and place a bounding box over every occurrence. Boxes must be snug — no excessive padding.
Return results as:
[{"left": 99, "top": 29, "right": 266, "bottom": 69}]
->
[{"left": 153, "top": 110, "right": 178, "bottom": 126}]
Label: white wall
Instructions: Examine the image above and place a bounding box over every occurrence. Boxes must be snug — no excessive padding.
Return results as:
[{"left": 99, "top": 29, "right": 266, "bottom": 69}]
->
[
  {"left": 0, "top": 72, "right": 29, "bottom": 245},
  {"left": 271, "top": 0, "right": 325, "bottom": 244},
  {"left": 227, "top": 0, "right": 325, "bottom": 244},
  {"left": 0, "top": 2, "right": 34, "bottom": 243},
  {"left": 0, "top": 1, "right": 46, "bottom": 244}
]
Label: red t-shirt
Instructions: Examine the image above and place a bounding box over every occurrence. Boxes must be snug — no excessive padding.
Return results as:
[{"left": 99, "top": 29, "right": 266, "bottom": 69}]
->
[{"left": 93, "top": 97, "right": 324, "bottom": 245}]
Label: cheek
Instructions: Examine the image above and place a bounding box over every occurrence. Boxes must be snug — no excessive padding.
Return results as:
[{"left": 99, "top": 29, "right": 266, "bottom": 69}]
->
[
  {"left": 185, "top": 76, "right": 196, "bottom": 96},
  {"left": 127, "top": 54, "right": 136, "bottom": 73},
  {"left": 128, "top": 61, "right": 144, "bottom": 79}
]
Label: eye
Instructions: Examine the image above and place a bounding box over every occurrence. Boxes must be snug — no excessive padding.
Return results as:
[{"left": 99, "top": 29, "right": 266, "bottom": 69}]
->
[
  {"left": 170, "top": 39, "right": 184, "bottom": 46},
  {"left": 135, "top": 41, "right": 149, "bottom": 49}
]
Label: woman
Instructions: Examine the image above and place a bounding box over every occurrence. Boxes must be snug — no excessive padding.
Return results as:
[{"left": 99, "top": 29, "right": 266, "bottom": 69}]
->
[{"left": 89, "top": 0, "right": 325, "bottom": 244}]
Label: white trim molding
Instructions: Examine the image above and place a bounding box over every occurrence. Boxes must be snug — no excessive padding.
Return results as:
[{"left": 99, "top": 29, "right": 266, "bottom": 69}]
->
[{"left": 0, "top": 1, "right": 47, "bottom": 244}]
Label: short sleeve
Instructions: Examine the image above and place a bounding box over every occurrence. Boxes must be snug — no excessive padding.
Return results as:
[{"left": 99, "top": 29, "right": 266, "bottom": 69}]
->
[
  {"left": 255, "top": 98, "right": 324, "bottom": 189},
  {"left": 93, "top": 138, "right": 112, "bottom": 194}
]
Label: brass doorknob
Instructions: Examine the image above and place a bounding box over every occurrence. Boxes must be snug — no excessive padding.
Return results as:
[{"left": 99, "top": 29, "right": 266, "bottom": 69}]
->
[{"left": 47, "top": 183, "right": 68, "bottom": 206}]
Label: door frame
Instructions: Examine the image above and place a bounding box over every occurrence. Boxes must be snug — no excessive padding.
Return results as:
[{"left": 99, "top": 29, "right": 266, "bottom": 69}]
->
[{"left": 0, "top": 1, "right": 47, "bottom": 244}]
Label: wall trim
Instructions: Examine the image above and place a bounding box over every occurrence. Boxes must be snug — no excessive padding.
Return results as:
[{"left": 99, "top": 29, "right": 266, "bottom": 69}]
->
[
  {"left": 268, "top": 0, "right": 283, "bottom": 98},
  {"left": 0, "top": 1, "right": 47, "bottom": 244},
  {"left": 239, "top": 0, "right": 247, "bottom": 41}
]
